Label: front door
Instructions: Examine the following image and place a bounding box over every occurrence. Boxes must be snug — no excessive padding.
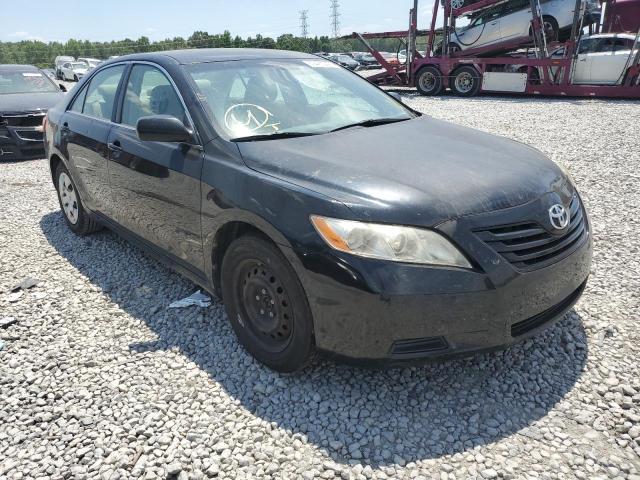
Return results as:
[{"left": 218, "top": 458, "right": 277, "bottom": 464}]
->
[
  {"left": 573, "top": 38, "right": 598, "bottom": 84},
  {"left": 456, "top": 9, "right": 502, "bottom": 51},
  {"left": 60, "top": 64, "right": 126, "bottom": 213},
  {"left": 107, "top": 63, "right": 204, "bottom": 271}
]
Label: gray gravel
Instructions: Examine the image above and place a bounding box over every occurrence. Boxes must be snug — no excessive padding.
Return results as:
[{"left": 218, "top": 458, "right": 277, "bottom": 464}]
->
[{"left": 1, "top": 94, "right": 639, "bottom": 479}]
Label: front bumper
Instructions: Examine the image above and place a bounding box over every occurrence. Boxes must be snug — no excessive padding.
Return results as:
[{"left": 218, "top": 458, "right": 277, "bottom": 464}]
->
[
  {"left": 290, "top": 193, "right": 592, "bottom": 364},
  {"left": 0, "top": 124, "right": 45, "bottom": 161}
]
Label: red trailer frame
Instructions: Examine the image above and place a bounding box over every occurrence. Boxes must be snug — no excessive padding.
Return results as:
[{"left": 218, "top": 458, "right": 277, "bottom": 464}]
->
[{"left": 348, "top": 0, "right": 640, "bottom": 98}]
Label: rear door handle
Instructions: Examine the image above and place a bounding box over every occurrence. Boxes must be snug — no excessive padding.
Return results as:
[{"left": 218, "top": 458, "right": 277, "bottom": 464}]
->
[{"left": 108, "top": 140, "right": 122, "bottom": 151}]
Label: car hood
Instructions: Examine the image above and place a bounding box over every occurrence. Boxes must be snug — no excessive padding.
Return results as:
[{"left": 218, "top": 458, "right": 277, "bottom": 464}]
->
[
  {"left": 237, "top": 116, "right": 571, "bottom": 226},
  {"left": 0, "top": 92, "right": 65, "bottom": 114}
]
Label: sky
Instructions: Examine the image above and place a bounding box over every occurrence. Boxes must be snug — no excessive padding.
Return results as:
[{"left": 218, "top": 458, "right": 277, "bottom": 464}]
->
[{"left": 1, "top": 0, "right": 437, "bottom": 44}]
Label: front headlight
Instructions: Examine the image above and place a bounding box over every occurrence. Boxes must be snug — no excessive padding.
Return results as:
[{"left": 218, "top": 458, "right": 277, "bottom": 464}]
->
[{"left": 310, "top": 216, "right": 472, "bottom": 269}]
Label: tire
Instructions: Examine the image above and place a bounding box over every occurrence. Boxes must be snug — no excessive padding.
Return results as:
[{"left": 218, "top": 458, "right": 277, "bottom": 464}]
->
[
  {"left": 73, "top": 75, "right": 78, "bottom": 82},
  {"left": 54, "top": 163, "right": 102, "bottom": 235},
  {"left": 542, "top": 16, "right": 559, "bottom": 43},
  {"left": 451, "top": 66, "right": 481, "bottom": 97},
  {"left": 416, "top": 66, "right": 443, "bottom": 96},
  {"left": 449, "top": 43, "right": 462, "bottom": 55},
  {"left": 221, "top": 234, "right": 315, "bottom": 372}
]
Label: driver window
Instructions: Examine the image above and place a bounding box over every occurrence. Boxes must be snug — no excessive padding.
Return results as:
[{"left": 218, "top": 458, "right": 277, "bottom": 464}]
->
[
  {"left": 121, "top": 64, "right": 187, "bottom": 127},
  {"left": 578, "top": 38, "right": 598, "bottom": 54}
]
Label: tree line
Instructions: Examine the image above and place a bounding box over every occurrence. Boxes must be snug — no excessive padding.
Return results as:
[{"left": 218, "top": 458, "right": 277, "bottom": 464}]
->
[{"left": 0, "top": 30, "right": 409, "bottom": 68}]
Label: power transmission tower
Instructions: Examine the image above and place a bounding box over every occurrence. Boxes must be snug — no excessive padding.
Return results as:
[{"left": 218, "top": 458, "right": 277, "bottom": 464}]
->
[
  {"left": 330, "top": 0, "right": 341, "bottom": 38},
  {"left": 299, "top": 10, "right": 309, "bottom": 38}
]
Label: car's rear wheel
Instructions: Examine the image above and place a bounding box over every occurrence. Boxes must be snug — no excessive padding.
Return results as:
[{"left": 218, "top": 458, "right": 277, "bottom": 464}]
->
[
  {"left": 451, "top": 66, "right": 481, "bottom": 97},
  {"left": 54, "top": 163, "right": 102, "bottom": 235},
  {"left": 221, "top": 234, "right": 315, "bottom": 372},
  {"left": 416, "top": 66, "right": 443, "bottom": 96}
]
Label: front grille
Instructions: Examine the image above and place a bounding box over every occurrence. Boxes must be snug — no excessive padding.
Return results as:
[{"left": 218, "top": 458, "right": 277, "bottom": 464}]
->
[
  {"left": 390, "top": 336, "right": 449, "bottom": 357},
  {"left": 14, "top": 129, "right": 43, "bottom": 141},
  {"left": 0, "top": 113, "right": 45, "bottom": 127},
  {"left": 511, "top": 280, "right": 587, "bottom": 337},
  {"left": 475, "top": 196, "right": 587, "bottom": 271}
]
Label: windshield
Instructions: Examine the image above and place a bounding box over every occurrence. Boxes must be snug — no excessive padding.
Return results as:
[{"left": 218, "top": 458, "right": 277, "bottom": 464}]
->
[
  {"left": 186, "top": 58, "right": 413, "bottom": 140},
  {"left": 0, "top": 71, "right": 59, "bottom": 94}
]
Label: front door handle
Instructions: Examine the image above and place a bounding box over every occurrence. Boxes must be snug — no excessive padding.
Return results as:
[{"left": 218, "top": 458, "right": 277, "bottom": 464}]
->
[
  {"left": 108, "top": 140, "right": 122, "bottom": 151},
  {"left": 61, "top": 122, "right": 70, "bottom": 136}
]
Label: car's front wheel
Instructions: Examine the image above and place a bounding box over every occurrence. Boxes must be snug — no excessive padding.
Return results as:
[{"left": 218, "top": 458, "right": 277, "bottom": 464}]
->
[
  {"left": 54, "top": 163, "right": 102, "bottom": 235},
  {"left": 221, "top": 233, "right": 315, "bottom": 372}
]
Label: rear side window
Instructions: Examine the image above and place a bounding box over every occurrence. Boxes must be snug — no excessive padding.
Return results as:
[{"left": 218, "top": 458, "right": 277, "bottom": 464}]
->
[
  {"left": 612, "top": 38, "right": 633, "bottom": 51},
  {"left": 70, "top": 86, "right": 88, "bottom": 113},
  {"left": 82, "top": 65, "right": 126, "bottom": 121},
  {"left": 120, "top": 64, "right": 187, "bottom": 127}
]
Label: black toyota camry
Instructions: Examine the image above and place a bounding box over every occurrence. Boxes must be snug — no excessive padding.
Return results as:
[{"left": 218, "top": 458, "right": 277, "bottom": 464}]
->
[
  {"left": 1, "top": 64, "right": 65, "bottom": 161},
  {"left": 44, "top": 49, "right": 592, "bottom": 372}
]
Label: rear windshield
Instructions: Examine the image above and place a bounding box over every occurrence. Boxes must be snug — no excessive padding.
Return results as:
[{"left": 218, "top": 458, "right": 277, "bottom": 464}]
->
[{"left": 0, "top": 71, "right": 59, "bottom": 94}]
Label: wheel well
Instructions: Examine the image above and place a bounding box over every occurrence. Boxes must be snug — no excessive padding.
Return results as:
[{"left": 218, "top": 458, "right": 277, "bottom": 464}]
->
[
  {"left": 211, "top": 221, "right": 274, "bottom": 296},
  {"left": 451, "top": 64, "right": 480, "bottom": 78},
  {"left": 49, "top": 154, "right": 62, "bottom": 184}
]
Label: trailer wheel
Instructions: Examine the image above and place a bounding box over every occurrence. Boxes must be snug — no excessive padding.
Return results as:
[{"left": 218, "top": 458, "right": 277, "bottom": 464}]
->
[
  {"left": 451, "top": 66, "right": 481, "bottom": 97},
  {"left": 416, "top": 66, "right": 443, "bottom": 96}
]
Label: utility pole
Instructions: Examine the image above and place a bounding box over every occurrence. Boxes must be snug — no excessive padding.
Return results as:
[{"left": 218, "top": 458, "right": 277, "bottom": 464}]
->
[
  {"left": 300, "top": 10, "right": 309, "bottom": 38},
  {"left": 330, "top": 0, "right": 341, "bottom": 38}
]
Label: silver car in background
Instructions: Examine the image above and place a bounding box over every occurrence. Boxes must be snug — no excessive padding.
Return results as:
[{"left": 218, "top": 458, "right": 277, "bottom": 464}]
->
[{"left": 452, "top": 0, "right": 600, "bottom": 54}]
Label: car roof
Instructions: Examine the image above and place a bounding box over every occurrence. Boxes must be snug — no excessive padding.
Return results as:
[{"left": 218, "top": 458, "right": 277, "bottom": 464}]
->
[
  {"left": 0, "top": 64, "right": 41, "bottom": 73},
  {"left": 102, "top": 48, "right": 318, "bottom": 66}
]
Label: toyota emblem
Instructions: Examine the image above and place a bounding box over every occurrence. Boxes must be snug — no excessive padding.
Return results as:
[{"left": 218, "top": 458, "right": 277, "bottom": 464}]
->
[{"left": 549, "top": 204, "right": 570, "bottom": 230}]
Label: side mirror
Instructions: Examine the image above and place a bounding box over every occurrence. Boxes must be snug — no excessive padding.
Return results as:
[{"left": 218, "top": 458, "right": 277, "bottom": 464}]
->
[
  {"left": 388, "top": 91, "right": 403, "bottom": 103},
  {"left": 59, "top": 84, "right": 67, "bottom": 93},
  {"left": 136, "top": 115, "right": 194, "bottom": 143}
]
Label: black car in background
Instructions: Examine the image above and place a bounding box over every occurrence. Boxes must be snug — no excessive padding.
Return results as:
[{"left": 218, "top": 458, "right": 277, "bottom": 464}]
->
[
  {"left": 352, "top": 52, "right": 380, "bottom": 68},
  {"left": 44, "top": 49, "right": 591, "bottom": 372},
  {"left": 327, "top": 54, "right": 360, "bottom": 70},
  {"left": 1, "top": 65, "right": 65, "bottom": 161}
]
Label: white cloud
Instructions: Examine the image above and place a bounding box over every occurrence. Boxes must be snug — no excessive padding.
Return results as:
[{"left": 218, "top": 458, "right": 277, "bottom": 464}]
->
[{"left": 6, "top": 31, "right": 45, "bottom": 41}]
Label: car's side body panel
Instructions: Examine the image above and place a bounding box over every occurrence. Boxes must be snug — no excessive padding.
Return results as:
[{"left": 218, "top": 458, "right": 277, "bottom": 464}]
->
[{"left": 107, "top": 123, "right": 205, "bottom": 271}]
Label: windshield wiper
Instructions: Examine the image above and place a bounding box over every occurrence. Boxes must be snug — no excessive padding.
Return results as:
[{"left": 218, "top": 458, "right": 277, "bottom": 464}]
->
[
  {"left": 231, "top": 131, "right": 319, "bottom": 142},
  {"left": 329, "top": 117, "right": 411, "bottom": 133}
]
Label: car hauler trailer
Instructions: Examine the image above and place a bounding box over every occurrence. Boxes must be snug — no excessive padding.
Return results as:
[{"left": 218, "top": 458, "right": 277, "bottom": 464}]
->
[{"left": 347, "top": 0, "right": 640, "bottom": 98}]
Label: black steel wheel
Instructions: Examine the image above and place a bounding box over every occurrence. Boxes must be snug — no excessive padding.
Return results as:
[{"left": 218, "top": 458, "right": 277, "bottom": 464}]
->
[
  {"left": 221, "top": 234, "right": 315, "bottom": 372},
  {"left": 451, "top": 66, "right": 481, "bottom": 97},
  {"left": 416, "top": 66, "right": 443, "bottom": 96},
  {"left": 54, "top": 163, "right": 102, "bottom": 235}
]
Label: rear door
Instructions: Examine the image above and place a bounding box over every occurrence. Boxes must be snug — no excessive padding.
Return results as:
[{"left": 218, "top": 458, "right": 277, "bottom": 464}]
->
[
  {"left": 107, "top": 63, "right": 204, "bottom": 271},
  {"left": 59, "top": 64, "right": 126, "bottom": 213},
  {"left": 589, "top": 36, "right": 634, "bottom": 84},
  {"left": 498, "top": 0, "right": 532, "bottom": 43}
]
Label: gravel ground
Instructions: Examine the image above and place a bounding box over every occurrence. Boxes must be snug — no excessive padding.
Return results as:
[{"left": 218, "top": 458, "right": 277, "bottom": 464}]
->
[{"left": 1, "top": 94, "right": 639, "bottom": 480}]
